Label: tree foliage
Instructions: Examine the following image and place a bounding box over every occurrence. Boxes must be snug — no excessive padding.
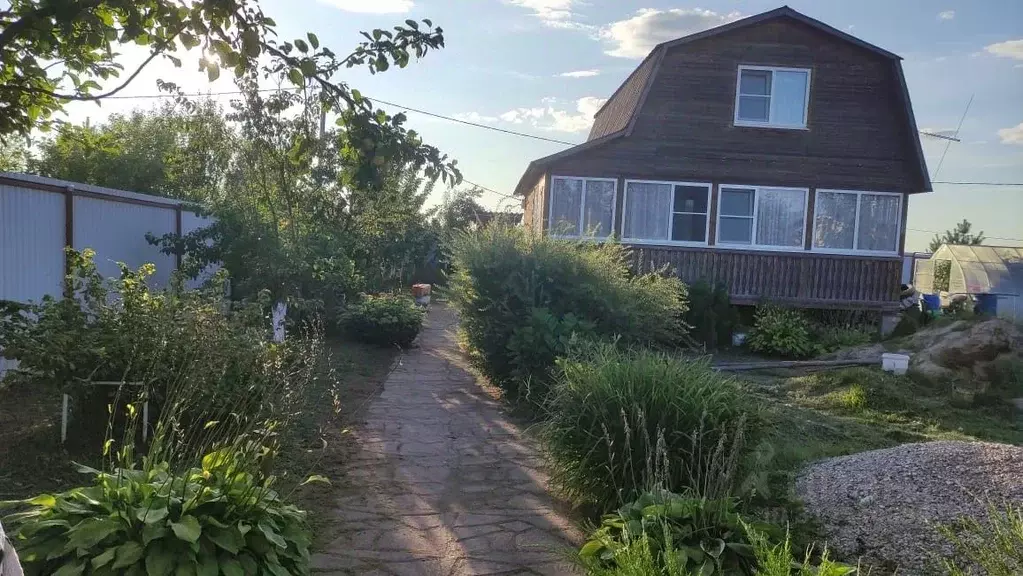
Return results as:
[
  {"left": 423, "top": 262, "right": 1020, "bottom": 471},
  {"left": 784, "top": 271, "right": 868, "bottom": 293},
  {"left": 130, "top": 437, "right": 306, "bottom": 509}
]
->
[
  {"left": 29, "top": 99, "right": 234, "bottom": 202},
  {"left": 929, "top": 219, "right": 985, "bottom": 252},
  {"left": 0, "top": 0, "right": 459, "bottom": 188}
]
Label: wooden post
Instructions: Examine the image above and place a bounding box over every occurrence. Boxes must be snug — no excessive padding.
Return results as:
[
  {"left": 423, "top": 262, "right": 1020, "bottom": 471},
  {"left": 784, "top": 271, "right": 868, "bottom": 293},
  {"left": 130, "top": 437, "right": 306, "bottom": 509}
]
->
[
  {"left": 174, "top": 205, "right": 183, "bottom": 270},
  {"left": 63, "top": 186, "right": 74, "bottom": 297},
  {"left": 804, "top": 188, "right": 816, "bottom": 250}
]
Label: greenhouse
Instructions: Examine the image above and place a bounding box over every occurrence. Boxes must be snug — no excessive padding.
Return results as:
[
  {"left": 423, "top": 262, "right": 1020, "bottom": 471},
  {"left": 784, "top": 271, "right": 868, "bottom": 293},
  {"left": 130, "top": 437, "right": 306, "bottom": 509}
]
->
[{"left": 913, "top": 244, "right": 1023, "bottom": 320}]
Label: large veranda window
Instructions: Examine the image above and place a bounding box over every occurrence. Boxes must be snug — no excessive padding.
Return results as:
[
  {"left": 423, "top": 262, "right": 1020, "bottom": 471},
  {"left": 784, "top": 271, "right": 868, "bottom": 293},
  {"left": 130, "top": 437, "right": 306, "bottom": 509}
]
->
[
  {"left": 716, "top": 186, "right": 808, "bottom": 249},
  {"left": 813, "top": 190, "right": 902, "bottom": 254},
  {"left": 549, "top": 176, "right": 616, "bottom": 238},
  {"left": 621, "top": 181, "right": 711, "bottom": 244}
]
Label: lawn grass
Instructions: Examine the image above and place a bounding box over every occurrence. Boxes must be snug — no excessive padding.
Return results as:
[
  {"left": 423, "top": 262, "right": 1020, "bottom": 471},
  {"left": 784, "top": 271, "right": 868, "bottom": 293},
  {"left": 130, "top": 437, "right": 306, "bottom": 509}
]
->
[{"left": 746, "top": 366, "right": 1023, "bottom": 552}]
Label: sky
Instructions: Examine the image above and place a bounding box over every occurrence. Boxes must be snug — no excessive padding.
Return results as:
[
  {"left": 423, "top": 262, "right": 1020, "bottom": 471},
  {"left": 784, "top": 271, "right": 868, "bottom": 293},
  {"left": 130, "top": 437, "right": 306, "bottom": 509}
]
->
[{"left": 53, "top": 0, "right": 1023, "bottom": 252}]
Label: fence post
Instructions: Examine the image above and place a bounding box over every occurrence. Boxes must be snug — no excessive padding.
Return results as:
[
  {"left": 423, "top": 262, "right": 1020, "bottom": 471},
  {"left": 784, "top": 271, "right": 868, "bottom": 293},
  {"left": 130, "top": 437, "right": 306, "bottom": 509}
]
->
[{"left": 63, "top": 186, "right": 74, "bottom": 297}]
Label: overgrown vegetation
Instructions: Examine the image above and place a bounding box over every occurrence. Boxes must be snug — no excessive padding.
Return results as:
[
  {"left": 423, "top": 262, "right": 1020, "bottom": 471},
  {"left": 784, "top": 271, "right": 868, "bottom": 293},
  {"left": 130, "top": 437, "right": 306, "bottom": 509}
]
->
[
  {"left": 940, "top": 502, "right": 1023, "bottom": 576},
  {"left": 339, "top": 294, "right": 424, "bottom": 347},
  {"left": 747, "top": 306, "right": 816, "bottom": 358},
  {"left": 685, "top": 281, "right": 737, "bottom": 350},
  {"left": 540, "top": 343, "right": 765, "bottom": 512},
  {"left": 448, "top": 225, "right": 687, "bottom": 407}
]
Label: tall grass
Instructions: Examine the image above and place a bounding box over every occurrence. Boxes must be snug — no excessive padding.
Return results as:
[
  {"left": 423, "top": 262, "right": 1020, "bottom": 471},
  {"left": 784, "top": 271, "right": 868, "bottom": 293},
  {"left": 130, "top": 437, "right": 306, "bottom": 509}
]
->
[
  {"left": 540, "top": 343, "right": 767, "bottom": 512},
  {"left": 940, "top": 501, "right": 1023, "bottom": 576}
]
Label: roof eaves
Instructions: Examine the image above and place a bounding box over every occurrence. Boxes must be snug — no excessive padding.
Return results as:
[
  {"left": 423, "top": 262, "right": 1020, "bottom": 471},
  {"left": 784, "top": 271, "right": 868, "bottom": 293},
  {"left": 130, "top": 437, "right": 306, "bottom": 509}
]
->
[
  {"left": 513, "top": 131, "right": 626, "bottom": 196},
  {"left": 893, "top": 61, "right": 933, "bottom": 192},
  {"left": 658, "top": 6, "right": 901, "bottom": 62}
]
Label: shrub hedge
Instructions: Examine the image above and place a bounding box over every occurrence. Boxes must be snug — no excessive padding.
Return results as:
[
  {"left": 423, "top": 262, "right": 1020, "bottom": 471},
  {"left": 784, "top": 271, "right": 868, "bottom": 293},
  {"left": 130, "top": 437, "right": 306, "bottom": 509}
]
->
[
  {"left": 448, "top": 225, "right": 688, "bottom": 404},
  {"left": 339, "top": 294, "right": 424, "bottom": 347}
]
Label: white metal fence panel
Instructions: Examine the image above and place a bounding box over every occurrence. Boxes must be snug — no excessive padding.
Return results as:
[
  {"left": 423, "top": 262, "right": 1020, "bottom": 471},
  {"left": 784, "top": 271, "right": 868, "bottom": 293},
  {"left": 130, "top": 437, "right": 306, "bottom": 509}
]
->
[
  {"left": 73, "top": 196, "right": 177, "bottom": 287},
  {"left": 0, "top": 185, "right": 65, "bottom": 304}
]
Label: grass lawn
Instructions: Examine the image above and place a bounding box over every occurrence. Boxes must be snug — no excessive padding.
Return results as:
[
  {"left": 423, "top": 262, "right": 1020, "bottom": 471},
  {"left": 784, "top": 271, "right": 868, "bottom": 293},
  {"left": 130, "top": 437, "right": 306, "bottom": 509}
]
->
[
  {"left": 755, "top": 366, "right": 1023, "bottom": 472},
  {"left": 0, "top": 337, "right": 399, "bottom": 526}
]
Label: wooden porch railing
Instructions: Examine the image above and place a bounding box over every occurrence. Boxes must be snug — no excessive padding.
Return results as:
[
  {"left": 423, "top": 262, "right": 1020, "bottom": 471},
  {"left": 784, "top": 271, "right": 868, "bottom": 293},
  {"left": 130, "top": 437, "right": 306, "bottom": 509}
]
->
[{"left": 628, "top": 245, "right": 901, "bottom": 310}]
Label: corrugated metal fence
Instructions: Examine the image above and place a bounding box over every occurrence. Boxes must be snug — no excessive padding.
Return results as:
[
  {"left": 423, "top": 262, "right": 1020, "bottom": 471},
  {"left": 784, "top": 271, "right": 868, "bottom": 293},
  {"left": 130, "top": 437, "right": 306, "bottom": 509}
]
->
[{"left": 0, "top": 173, "right": 214, "bottom": 375}]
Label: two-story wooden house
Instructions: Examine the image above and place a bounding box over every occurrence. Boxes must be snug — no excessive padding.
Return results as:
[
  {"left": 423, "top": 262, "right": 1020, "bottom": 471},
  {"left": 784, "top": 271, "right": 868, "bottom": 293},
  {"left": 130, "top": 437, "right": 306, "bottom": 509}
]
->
[{"left": 516, "top": 6, "right": 931, "bottom": 311}]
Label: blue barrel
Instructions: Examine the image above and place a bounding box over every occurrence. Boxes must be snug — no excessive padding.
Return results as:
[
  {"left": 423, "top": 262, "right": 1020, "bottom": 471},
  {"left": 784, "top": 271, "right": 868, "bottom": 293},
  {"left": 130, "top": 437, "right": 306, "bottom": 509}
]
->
[
  {"left": 975, "top": 293, "right": 998, "bottom": 316},
  {"left": 922, "top": 294, "right": 941, "bottom": 311}
]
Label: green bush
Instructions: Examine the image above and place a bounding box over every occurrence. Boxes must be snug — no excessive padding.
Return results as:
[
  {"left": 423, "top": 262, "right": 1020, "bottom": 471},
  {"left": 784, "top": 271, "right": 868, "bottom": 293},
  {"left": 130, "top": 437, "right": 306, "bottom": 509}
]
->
[
  {"left": 505, "top": 308, "right": 595, "bottom": 402},
  {"left": 747, "top": 306, "right": 815, "bottom": 358},
  {"left": 811, "top": 325, "right": 873, "bottom": 354},
  {"left": 540, "top": 343, "right": 765, "bottom": 512},
  {"left": 339, "top": 294, "right": 424, "bottom": 347},
  {"left": 449, "top": 225, "right": 688, "bottom": 403},
  {"left": 3, "top": 456, "right": 311, "bottom": 576},
  {"left": 580, "top": 490, "right": 757, "bottom": 575},
  {"left": 0, "top": 249, "right": 270, "bottom": 408},
  {"left": 685, "top": 281, "right": 737, "bottom": 350}
]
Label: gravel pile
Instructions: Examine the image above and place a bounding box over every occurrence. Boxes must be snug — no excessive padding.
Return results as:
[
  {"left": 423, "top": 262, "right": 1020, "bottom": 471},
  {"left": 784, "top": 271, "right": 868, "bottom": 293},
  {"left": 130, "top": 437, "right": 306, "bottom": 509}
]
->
[{"left": 796, "top": 441, "right": 1023, "bottom": 575}]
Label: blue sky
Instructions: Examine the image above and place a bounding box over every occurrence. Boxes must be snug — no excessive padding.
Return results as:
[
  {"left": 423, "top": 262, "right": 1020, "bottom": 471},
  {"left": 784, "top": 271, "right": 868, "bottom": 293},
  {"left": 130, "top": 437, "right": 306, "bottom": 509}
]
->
[{"left": 59, "top": 0, "right": 1023, "bottom": 251}]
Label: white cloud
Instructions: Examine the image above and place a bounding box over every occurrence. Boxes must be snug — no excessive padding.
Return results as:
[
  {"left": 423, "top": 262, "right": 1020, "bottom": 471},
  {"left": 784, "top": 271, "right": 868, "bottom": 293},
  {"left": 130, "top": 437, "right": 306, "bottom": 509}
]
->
[
  {"left": 505, "top": 0, "right": 576, "bottom": 25},
  {"left": 985, "top": 39, "right": 1023, "bottom": 61},
  {"left": 559, "top": 69, "right": 600, "bottom": 78},
  {"left": 601, "top": 8, "right": 742, "bottom": 59},
  {"left": 317, "top": 0, "right": 413, "bottom": 13},
  {"left": 462, "top": 97, "right": 607, "bottom": 133},
  {"left": 998, "top": 122, "right": 1023, "bottom": 145},
  {"left": 937, "top": 10, "right": 955, "bottom": 20},
  {"left": 453, "top": 112, "right": 498, "bottom": 124}
]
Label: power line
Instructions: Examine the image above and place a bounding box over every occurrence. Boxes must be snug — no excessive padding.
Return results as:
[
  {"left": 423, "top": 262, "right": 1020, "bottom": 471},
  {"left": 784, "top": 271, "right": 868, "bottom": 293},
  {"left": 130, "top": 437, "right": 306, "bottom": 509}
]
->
[
  {"left": 933, "top": 181, "right": 1023, "bottom": 187},
  {"left": 907, "top": 228, "right": 1023, "bottom": 243},
  {"left": 92, "top": 87, "right": 580, "bottom": 147}
]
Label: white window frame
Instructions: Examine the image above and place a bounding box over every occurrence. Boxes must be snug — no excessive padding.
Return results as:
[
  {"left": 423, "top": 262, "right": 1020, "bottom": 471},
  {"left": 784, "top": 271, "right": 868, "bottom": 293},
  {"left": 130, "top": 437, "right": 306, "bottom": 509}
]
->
[
  {"left": 548, "top": 175, "right": 618, "bottom": 239},
  {"left": 733, "top": 65, "right": 812, "bottom": 130},
  {"left": 715, "top": 184, "right": 809, "bottom": 252},
  {"left": 620, "top": 180, "right": 712, "bottom": 246},
  {"left": 811, "top": 189, "right": 903, "bottom": 256}
]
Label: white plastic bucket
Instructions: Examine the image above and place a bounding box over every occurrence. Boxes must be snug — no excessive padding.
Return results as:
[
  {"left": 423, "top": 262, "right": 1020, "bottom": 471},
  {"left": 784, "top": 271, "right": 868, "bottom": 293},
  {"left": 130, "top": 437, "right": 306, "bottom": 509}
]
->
[{"left": 882, "top": 353, "right": 910, "bottom": 375}]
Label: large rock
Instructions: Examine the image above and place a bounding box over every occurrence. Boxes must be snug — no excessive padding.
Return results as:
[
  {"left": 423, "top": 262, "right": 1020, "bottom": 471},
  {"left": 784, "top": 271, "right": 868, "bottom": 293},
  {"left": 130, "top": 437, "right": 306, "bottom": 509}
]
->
[{"left": 796, "top": 441, "right": 1023, "bottom": 575}]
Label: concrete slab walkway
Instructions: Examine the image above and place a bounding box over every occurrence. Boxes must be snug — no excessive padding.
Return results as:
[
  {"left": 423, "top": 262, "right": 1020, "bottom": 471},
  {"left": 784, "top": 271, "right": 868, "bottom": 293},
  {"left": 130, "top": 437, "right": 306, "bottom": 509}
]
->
[{"left": 311, "top": 305, "right": 582, "bottom": 575}]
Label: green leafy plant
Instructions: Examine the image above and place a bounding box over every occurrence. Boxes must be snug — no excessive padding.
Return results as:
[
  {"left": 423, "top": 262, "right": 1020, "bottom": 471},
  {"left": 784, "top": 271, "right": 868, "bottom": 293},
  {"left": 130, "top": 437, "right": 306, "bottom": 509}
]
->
[
  {"left": 933, "top": 259, "right": 952, "bottom": 293},
  {"left": 339, "top": 293, "right": 424, "bottom": 347},
  {"left": 580, "top": 491, "right": 758, "bottom": 576},
  {"left": 540, "top": 343, "right": 766, "bottom": 512},
  {"left": 504, "top": 308, "right": 595, "bottom": 404},
  {"left": 3, "top": 457, "right": 311, "bottom": 576},
  {"left": 685, "top": 281, "right": 737, "bottom": 350},
  {"left": 448, "top": 225, "right": 688, "bottom": 406},
  {"left": 837, "top": 385, "right": 868, "bottom": 411},
  {"left": 747, "top": 306, "right": 816, "bottom": 359},
  {"left": 939, "top": 501, "right": 1023, "bottom": 576}
]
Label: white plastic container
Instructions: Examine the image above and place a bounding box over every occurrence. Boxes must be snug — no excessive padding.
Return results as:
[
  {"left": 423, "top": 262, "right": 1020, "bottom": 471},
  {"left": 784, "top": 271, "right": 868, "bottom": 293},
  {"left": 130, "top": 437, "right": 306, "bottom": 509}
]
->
[{"left": 882, "top": 353, "right": 910, "bottom": 375}]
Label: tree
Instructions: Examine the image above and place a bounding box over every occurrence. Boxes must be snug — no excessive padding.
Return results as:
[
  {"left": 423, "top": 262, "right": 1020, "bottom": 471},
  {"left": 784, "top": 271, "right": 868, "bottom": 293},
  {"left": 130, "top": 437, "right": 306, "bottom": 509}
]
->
[
  {"left": 29, "top": 99, "right": 234, "bottom": 202},
  {"left": 0, "top": 0, "right": 459, "bottom": 188},
  {"left": 0, "top": 137, "right": 28, "bottom": 171},
  {"left": 929, "top": 219, "right": 985, "bottom": 252}
]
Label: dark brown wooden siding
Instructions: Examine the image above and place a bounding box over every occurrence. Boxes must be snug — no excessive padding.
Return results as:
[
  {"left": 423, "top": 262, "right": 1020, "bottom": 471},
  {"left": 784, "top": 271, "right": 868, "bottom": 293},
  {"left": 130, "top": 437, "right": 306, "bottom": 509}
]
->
[
  {"left": 554, "top": 17, "right": 924, "bottom": 193},
  {"left": 521, "top": 171, "right": 547, "bottom": 233},
  {"left": 588, "top": 54, "right": 659, "bottom": 141},
  {"left": 630, "top": 245, "right": 901, "bottom": 310}
]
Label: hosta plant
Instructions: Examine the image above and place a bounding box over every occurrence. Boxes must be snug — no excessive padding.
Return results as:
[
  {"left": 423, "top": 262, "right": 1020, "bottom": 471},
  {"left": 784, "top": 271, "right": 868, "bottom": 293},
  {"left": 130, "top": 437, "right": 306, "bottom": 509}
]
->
[
  {"left": 579, "top": 490, "right": 761, "bottom": 576},
  {"left": 3, "top": 454, "right": 311, "bottom": 576}
]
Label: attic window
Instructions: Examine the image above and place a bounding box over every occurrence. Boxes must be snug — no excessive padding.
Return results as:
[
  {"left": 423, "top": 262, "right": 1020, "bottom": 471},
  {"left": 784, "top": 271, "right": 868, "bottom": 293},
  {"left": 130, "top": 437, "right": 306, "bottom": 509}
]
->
[{"left": 734, "top": 66, "right": 810, "bottom": 129}]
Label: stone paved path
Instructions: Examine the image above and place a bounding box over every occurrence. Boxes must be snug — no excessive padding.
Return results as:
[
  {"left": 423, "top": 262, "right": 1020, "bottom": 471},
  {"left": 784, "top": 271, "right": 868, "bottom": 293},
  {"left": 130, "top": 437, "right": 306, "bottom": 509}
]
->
[{"left": 311, "top": 305, "right": 582, "bottom": 575}]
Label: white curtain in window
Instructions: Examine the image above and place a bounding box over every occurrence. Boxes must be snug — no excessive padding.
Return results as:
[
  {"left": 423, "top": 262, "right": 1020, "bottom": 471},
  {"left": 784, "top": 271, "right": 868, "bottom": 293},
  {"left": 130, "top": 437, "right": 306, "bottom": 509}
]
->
[
  {"left": 623, "top": 182, "right": 670, "bottom": 240},
  {"left": 857, "top": 194, "right": 900, "bottom": 252},
  {"left": 814, "top": 192, "right": 858, "bottom": 249},
  {"left": 582, "top": 180, "right": 615, "bottom": 237},
  {"left": 550, "top": 178, "right": 582, "bottom": 234},
  {"left": 756, "top": 188, "right": 805, "bottom": 247},
  {"left": 771, "top": 71, "right": 809, "bottom": 126}
]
